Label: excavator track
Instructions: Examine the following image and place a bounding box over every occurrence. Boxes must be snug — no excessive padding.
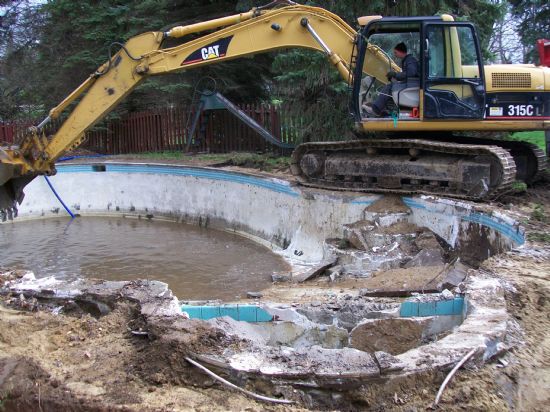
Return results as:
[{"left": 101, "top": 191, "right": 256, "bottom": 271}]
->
[
  {"left": 291, "top": 139, "right": 517, "bottom": 201},
  {"left": 422, "top": 135, "right": 547, "bottom": 184}
]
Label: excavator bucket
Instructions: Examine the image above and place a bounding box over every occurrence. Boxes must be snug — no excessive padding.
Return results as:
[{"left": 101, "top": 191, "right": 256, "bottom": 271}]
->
[{"left": 0, "top": 147, "right": 35, "bottom": 221}]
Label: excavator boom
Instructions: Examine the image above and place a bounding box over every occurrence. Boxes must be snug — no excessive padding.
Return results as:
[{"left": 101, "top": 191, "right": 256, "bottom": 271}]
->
[
  {"left": 0, "top": 1, "right": 548, "bottom": 218},
  {"left": 0, "top": 2, "right": 363, "bottom": 215}
]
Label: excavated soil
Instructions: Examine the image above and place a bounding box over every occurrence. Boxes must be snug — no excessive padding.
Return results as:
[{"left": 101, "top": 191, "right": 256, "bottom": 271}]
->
[
  {"left": 0, "top": 177, "right": 549, "bottom": 410},
  {"left": 365, "top": 195, "right": 411, "bottom": 214},
  {"left": 0, "top": 302, "right": 278, "bottom": 411}
]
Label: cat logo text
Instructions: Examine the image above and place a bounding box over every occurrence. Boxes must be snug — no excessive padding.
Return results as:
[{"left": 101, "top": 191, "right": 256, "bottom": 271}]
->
[{"left": 181, "top": 36, "right": 233, "bottom": 66}]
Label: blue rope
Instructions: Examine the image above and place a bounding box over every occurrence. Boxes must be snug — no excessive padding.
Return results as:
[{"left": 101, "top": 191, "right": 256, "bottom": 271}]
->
[{"left": 43, "top": 175, "right": 76, "bottom": 219}]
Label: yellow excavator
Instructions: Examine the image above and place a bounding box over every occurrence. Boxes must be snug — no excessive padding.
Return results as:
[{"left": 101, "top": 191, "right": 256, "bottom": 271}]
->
[{"left": 0, "top": 0, "right": 548, "bottom": 220}]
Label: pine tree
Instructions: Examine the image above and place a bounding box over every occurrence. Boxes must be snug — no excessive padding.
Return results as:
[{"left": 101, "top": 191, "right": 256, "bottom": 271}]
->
[{"left": 509, "top": 0, "right": 550, "bottom": 63}]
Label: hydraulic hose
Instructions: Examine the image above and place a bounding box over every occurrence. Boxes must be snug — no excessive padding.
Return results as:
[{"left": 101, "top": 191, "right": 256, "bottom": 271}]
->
[{"left": 44, "top": 175, "right": 76, "bottom": 219}]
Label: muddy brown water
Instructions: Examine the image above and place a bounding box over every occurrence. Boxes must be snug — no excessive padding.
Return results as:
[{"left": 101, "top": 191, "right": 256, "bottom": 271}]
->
[{"left": 0, "top": 216, "right": 290, "bottom": 300}]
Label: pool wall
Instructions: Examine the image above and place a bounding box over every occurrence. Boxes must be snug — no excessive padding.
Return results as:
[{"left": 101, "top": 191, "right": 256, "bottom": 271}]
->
[{"left": 14, "top": 163, "right": 524, "bottom": 265}]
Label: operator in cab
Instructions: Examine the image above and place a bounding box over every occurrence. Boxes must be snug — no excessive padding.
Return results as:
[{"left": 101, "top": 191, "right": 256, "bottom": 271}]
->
[{"left": 364, "top": 42, "right": 419, "bottom": 117}]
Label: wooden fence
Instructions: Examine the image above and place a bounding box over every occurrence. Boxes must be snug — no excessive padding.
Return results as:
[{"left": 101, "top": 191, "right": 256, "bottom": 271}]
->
[
  {"left": 0, "top": 122, "right": 17, "bottom": 144},
  {"left": 1, "top": 102, "right": 315, "bottom": 155}
]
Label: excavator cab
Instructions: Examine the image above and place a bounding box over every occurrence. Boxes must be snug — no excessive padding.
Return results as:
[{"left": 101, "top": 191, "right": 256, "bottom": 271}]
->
[
  {"left": 422, "top": 22, "right": 485, "bottom": 119},
  {"left": 353, "top": 16, "right": 486, "bottom": 127}
]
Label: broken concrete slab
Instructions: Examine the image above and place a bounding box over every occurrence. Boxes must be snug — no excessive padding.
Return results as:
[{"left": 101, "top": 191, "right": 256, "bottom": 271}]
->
[
  {"left": 343, "top": 220, "right": 375, "bottom": 250},
  {"left": 272, "top": 273, "right": 292, "bottom": 283},
  {"left": 426, "top": 261, "right": 469, "bottom": 291},
  {"left": 343, "top": 219, "right": 419, "bottom": 252},
  {"left": 1, "top": 272, "right": 181, "bottom": 319},
  {"left": 358, "top": 287, "right": 440, "bottom": 298},
  {"left": 296, "top": 300, "right": 400, "bottom": 331},
  {"left": 374, "top": 351, "right": 405, "bottom": 373},
  {"left": 404, "top": 248, "right": 445, "bottom": 268},
  {"left": 227, "top": 345, "right": 380, "bottom": 381},
  {"left": 292, "top": 256, "right": 337, "bottom": 283},
  {"left": 350, "top": 317, "right": 432, "bottom": 355},
  {"left": 374, "top": 212, "right": 411, "bottom": 227}
]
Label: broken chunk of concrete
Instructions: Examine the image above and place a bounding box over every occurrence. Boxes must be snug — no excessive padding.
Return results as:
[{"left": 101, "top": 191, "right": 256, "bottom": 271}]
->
[
  {"left": 246, "top": 292, "right": 263, "bottom": 299},
  {"left": 343, "top": 220, "right": 374, "bottom": 251},
  {"left": 292, "top": 256, "right": 338, "bottom": 283},
  {"left": 441, "top": 289, "right": 454, "bottom": 300},
  {"left": 440, "top": 261, "right": 469, "bottom": 290},
  {"left": 374, "top": 351, "right": 405, "bottom": 373},
  {"left": 414, "top": 231, "right": 442, "bottom": 251},
  {"left": 271, "top": 273, "right": 291, "bottom": 283},
  {"left": 327, "top": 265, "right": 343, "bottom": 282},
  {"left": 350, "top": 317, "right": 431, "bottom": 355},
  {"left": 423, "top": 261, "right": 470, "bottom": 291},
  {"left": 404, "top": 248, "right": 445, "bottom": 268}
]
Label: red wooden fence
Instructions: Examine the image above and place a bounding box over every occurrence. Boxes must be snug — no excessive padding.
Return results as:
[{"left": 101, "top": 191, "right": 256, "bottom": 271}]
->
[
  {"left": 1, "top": 102, "right": 314, "bottom": 155},
  {"left": 85, "top": 103, "right": 299, "bottom": 155},
  {"left": 0, "top": 122, "right": 16, "bottom": 144}
]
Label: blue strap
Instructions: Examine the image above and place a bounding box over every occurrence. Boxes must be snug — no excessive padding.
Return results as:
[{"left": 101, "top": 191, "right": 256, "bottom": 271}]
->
[{"left": 44, "top": 175, "right": 76, "bottom": 219}]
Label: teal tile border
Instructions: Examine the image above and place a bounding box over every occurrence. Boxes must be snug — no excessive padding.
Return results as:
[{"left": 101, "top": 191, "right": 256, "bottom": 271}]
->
[
  {"left": 181, "top": 304, "right": 273, "bottom": 322},
  {"left": 400, "top": 297, "right": 465, "bottom": 317},
  {"left": 350, "top": 200, "right": 375, "bottom": 205},
  {"left": 402, "top": 197, "right": 427, "bottom": 210}
]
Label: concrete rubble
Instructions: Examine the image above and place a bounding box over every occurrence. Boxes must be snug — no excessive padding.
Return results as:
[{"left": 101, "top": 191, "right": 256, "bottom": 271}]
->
[
  {"left": 0, "top": 165, "right": 533, "bottom": 409},
  {"left": 325, "top": 203, "right": 449, "bottom": 281},
  {"left": 0, "top": 265, "right": 513, "bottom": 398}
]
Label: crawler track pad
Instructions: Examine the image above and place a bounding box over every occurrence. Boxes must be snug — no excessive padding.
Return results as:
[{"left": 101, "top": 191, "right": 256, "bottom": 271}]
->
[{"left": 291, "top": 139, "right": 516, "bottom": 201}]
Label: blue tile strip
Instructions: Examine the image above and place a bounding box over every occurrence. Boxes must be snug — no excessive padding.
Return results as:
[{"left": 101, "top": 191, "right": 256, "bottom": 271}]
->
[
  {"left": 402, "top": 197, "right": 427, "bottom": 210},
  {"left": 462, "top": 213, "right": 524, "bottom": 245},
  {"left": 350, "top": 200, "right": 375, "bottom": 206},
  {"left": 402, "top": 197, "right": 524, "bottom": 245},
  {"left": 56, "top": 164, "right": 300, "bottom": 198},
  {"left": 400, "top": 297, "right": 465, "bottom": 317},
  {"left": 180, "top": 304, "right": 273, "bottom": 322}
]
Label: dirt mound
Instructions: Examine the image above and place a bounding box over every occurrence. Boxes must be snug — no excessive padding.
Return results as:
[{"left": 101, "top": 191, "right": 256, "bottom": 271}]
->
[
  {"left": 366, "top": 195, "right": 411, "bottom": 214},
  {"left": 0, "top": 300, "right": 265, "bottom": 411}
]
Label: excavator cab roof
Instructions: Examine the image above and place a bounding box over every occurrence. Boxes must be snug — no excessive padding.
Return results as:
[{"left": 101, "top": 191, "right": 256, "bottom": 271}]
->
[{"left": 361, "top": 16, "right": 447, "bottom": 36}]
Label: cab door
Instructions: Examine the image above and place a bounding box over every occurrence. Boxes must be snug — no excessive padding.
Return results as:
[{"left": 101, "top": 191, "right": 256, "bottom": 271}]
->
[{"left": 422, "top": 22, "right": 486, "bottom": 119}]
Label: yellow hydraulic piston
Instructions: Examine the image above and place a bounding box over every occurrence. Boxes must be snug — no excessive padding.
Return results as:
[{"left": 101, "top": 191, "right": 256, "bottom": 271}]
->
[{"left": 165, "top": 10, "right": 258, "bottom": 39}]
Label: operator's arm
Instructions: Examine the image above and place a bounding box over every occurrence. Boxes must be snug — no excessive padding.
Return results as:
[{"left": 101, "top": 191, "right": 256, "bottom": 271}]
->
[{"left": 394, "top": 55, "right": 419, "bottom": 81}]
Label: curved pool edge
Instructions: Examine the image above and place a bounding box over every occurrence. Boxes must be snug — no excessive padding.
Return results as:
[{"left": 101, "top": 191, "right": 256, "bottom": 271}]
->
[{"left": 9, "top": 162, "right": 524, "bottom": 265}]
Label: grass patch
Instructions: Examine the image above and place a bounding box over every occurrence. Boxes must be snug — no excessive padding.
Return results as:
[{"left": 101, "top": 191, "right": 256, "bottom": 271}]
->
[
  {"left": 202, "top": 152, "right": 291, "bottom": 171},
  {"left": 511, "top": 181, "right": 528, "bottom": 193},
  {"left": 527, "top": 232, "right": 550, "bottom": 243},
  {"left": 129, "top": 151, "right": 291, "bottom": 172},
  {"left": 531, "top": 203, "right": 548, "bottom": 223},
  {"left": 509, "top": 131, "right": 546, "bottom": 153}
]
